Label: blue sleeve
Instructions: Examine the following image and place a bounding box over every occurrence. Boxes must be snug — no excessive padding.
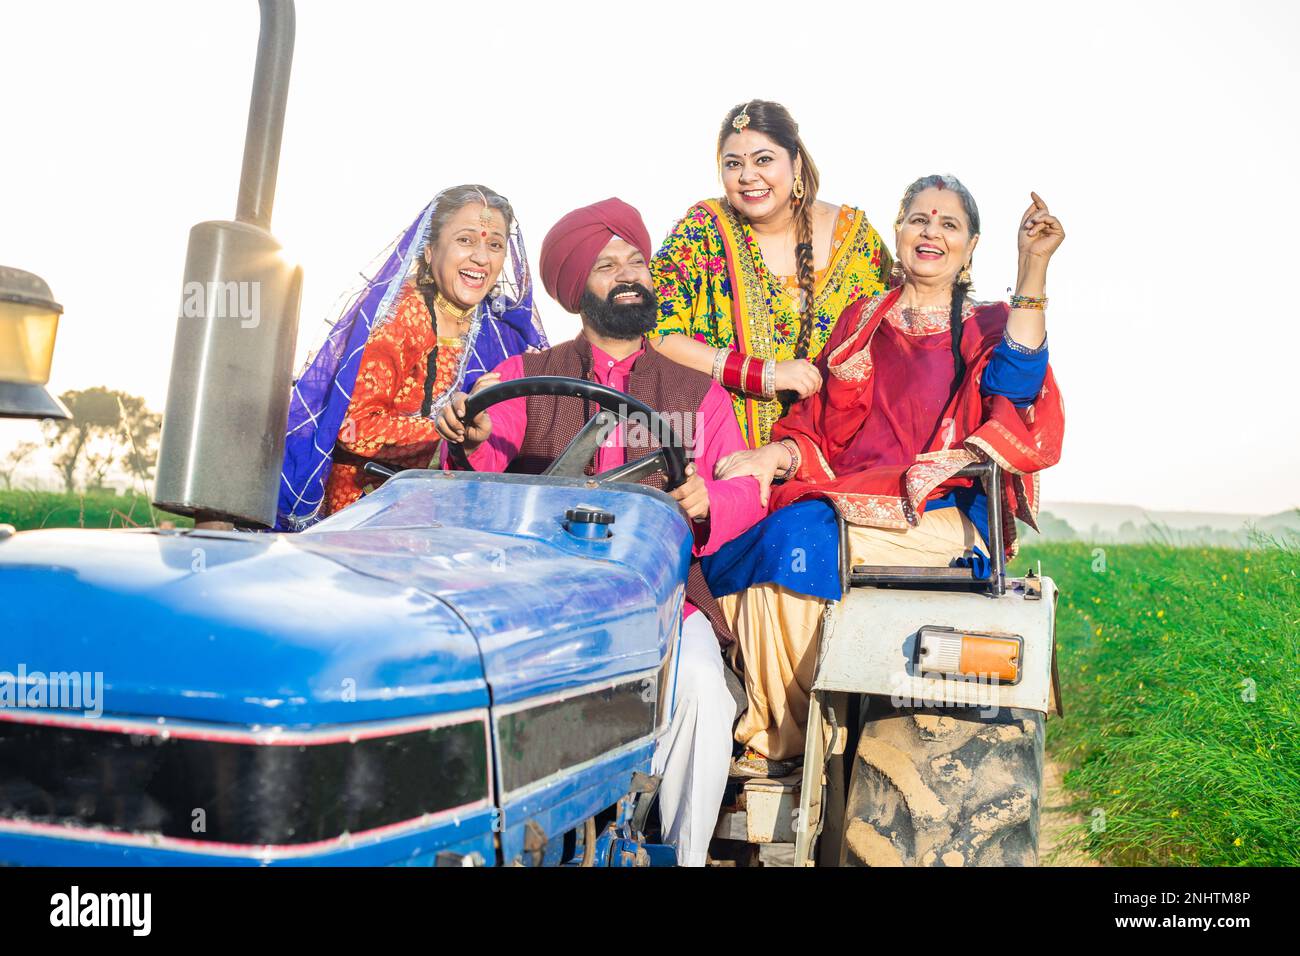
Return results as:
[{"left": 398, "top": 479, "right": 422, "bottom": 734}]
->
[{"left": 981, "top": 331, "right": 1048, "bottom": 407}]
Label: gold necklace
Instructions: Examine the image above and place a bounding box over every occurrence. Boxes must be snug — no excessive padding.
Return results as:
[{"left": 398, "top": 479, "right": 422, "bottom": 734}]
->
[{"left": 433, "top": 291, "right": 473, "bottom": 323}]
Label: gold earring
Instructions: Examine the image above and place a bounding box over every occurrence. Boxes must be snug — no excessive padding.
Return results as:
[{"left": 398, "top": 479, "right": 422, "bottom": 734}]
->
[
  {"left": 792, "top": 175, "right": 806, "bottom": 201},
  {"left": 957, "top": 263, "right": 972, "bottom": 286},
  {"left": 889, "top": 260, "right": 905, "bottom": 287}
]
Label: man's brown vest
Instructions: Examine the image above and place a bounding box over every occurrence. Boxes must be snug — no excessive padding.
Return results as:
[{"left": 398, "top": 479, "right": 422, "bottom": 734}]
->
[{"left": 508, "top": 335, "right": 735, "bottom": 646}]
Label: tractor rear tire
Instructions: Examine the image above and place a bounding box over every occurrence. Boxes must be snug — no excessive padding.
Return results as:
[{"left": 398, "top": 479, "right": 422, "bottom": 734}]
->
[{"left": 840, "top": 700, "right": 1044, "bottom": 867}]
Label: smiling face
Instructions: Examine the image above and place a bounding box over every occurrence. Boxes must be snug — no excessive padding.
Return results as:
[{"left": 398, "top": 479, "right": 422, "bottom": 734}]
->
[
  {"left": 894, "top": 187, "right": 979, "bottom": 286},
  {"left": 719, "top": 129, "right": 800, "bottom": 224},
  {"left": 579, "top": 237, "right": 659, "bottom": 340},
  {"left": 424, "top": 203, "right": 509, "bottom": 309},
  {"left": 585, "top": 236, "right": 652, "bottom": 304}
]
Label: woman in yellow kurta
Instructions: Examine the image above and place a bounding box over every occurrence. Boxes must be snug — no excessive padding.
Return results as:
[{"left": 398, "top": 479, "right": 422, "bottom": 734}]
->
[{"left": 650, "top": 100, "right": 891, "bottom": 448}]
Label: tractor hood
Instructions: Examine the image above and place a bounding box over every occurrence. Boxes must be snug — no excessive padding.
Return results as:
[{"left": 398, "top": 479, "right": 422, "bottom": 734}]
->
[{"left": 0, "top": 471, "right": 691, "bottom": 727}]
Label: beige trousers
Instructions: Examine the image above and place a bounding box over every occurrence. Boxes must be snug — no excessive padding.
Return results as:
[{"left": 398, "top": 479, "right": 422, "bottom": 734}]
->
[{"left": 717, "top": 507, "right": 987, "bottom": 761}]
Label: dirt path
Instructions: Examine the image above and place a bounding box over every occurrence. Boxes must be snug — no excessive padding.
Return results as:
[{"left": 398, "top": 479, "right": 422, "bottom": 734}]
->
[{"left": 1038, "top": 756, "right": 1101, "bottom": 867}]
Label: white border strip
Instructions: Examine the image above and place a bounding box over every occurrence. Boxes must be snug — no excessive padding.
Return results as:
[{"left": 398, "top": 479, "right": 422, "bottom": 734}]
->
[
  {"left": 0, "top": 796, "right": 494, "bottom": 861},
  {"left": 0, "top": 718, "right": 496, "bottom": 860},
  {"left": 0, "top": 706, "right": 488, "bottom": 746}
]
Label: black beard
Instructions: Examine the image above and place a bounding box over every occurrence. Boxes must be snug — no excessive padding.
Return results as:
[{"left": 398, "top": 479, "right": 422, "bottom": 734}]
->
[{"left": 579, "top": 283, "right": 659, "bottom": 340}]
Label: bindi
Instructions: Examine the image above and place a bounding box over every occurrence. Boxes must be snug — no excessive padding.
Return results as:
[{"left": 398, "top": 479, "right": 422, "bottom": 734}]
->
[{"left": 931, "top": 209, "right": 938, "bottom": 215}]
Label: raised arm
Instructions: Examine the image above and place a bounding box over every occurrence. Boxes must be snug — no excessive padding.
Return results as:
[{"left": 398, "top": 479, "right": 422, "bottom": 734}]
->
[{"left": 1006, "top": 191, "right": 1064, "bottom": 350}]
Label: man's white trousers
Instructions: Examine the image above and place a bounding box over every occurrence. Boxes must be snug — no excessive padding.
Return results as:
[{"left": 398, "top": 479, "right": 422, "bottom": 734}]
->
[{"left": 650, "top": 611, "right": 734, "bottom": 867}]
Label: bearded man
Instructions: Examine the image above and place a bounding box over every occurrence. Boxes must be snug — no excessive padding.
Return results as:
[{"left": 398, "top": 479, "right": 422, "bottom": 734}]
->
[{"left": 436, "top": 198, "right": 764, "bottom": 866}]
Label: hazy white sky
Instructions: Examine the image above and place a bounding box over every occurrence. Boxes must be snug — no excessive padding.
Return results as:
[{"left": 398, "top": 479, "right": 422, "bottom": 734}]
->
[{"left": 2, "top": 0, "right": 1297, "bottom": 514}]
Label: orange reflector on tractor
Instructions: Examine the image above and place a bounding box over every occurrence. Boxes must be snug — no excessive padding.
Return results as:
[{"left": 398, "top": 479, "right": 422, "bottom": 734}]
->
[{"left": 916, "top": 626, "right": 1023, "bottom": 684}]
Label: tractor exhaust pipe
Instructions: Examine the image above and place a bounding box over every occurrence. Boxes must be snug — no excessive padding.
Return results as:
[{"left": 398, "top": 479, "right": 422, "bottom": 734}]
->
[
  {"left": 236, "top": 0, "right": 294, "bottom": 232},
  {"left": 154, "top": 0, "right": 303, "bottom": 529}
]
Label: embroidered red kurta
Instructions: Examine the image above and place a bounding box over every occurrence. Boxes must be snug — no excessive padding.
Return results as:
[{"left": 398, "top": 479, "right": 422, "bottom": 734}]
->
[
  {"left": 769, "top": 288, "right": 1065, "bottom": 555},
  {"left": 323, "top": 283, "right": 463, "bottom": 515}
]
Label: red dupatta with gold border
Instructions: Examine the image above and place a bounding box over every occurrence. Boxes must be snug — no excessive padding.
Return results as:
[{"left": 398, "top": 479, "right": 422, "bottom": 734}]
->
[{"left": 767, "top": 288, "right": 1065, "bottom": 556}]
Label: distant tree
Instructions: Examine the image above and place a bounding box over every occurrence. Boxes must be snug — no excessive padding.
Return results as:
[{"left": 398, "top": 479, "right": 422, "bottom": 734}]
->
[
  {"left": 0, "top": 441, "right": 38, "bottom": 489},
  {"left": 41, "top": 387, "right": 160, "bottom": 492},
  {"left": 1034, "top": 511, "right": 1078, "bottom": 541}
]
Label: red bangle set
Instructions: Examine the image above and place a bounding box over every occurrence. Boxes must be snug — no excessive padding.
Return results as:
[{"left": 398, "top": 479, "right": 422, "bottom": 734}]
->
[
  {"left": 721, "top": 351, "right": 747, "bottom": 391},
  {"left": 719, "top": 350, "right": 774, "bottom": 398}
]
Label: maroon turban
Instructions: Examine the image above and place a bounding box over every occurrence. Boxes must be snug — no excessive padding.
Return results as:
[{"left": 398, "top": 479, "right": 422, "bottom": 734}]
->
[{"left": 539, "top": 198, "right": 654, "bottom": 314}]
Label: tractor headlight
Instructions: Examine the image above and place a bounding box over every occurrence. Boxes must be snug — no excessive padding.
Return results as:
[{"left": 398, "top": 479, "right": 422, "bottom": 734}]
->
[
  {"left": 917, "top": 626, "right": 1024, "bottom": 685},
  {"left": 0, "top": 266, "right": 69, "bottom": 420}
]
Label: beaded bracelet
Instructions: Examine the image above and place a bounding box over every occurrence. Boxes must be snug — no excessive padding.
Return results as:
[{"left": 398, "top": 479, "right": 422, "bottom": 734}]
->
[
  {"left": 1009, "top": 293, "right": 1048, "bottom": 310},
  {"left": 762, "top": 359, "right": 775, "bottom": 399}
]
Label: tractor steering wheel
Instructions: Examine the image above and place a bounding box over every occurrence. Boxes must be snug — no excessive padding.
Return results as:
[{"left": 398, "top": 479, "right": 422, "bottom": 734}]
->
[{"left": 442, "top": 375, "right": 690, "bottom": 491}]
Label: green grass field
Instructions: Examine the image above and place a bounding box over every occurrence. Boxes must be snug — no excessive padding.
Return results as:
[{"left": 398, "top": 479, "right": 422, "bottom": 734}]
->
[
  {"left": 0, "top": 489, "right": 192, "bottom": 531},
  {"left": 1018, "top": 539, "right": 1300, "bottom": 866}
]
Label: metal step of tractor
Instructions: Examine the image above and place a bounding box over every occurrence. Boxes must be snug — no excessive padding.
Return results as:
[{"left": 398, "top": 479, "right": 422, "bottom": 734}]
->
[{"left": 714, "top": 771, "right": 802, "bottom": 849}]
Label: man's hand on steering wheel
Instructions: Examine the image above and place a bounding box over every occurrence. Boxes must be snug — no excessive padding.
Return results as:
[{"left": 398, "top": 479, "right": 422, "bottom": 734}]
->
[
  {"left": 436, "top": 372, "right": 500, "bottom": 453},
  {"left": 668, "top": 462, "right": 710, "bottom": 522},
  {"left": 441, "top": 375, "right": 690, "bottom": 492}
]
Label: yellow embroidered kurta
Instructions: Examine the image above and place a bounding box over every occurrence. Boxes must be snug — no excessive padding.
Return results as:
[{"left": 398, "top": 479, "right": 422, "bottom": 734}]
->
[{"left": 650, "top": 199, "right": 891, "bottom": 447}]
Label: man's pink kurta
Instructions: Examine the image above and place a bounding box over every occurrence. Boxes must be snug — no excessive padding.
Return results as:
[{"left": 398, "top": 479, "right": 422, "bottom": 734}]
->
[{"left": 450, "top": 341, "right": 764, "bottom": 621}]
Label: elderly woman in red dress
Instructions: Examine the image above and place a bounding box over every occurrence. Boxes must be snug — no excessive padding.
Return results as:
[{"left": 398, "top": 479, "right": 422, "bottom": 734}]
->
[
  {"left": 707, "top": 175, "right": 1067, "bottom": 776},
  {"left": 279, "top": 184, "right": 547, "bottom": 528}
]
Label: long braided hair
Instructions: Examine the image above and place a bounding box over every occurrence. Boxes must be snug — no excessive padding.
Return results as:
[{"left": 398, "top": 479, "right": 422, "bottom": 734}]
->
[
  {"left": 895, "top": 174, "right": 981, "bottom": 390},
  {"left": 718, "top": 100, "right": 822, "bottom": 359}
]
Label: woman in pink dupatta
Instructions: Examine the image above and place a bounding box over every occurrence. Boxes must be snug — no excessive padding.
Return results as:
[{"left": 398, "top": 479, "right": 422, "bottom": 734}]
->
[{"left": 710, "top": 176, "right": 1067, "bottom": 776}]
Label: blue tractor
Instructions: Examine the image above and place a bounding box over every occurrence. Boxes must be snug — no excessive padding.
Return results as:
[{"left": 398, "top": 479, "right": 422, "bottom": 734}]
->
[{"left": 0, "top": 402, "right": 695, "bottom": 867}]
